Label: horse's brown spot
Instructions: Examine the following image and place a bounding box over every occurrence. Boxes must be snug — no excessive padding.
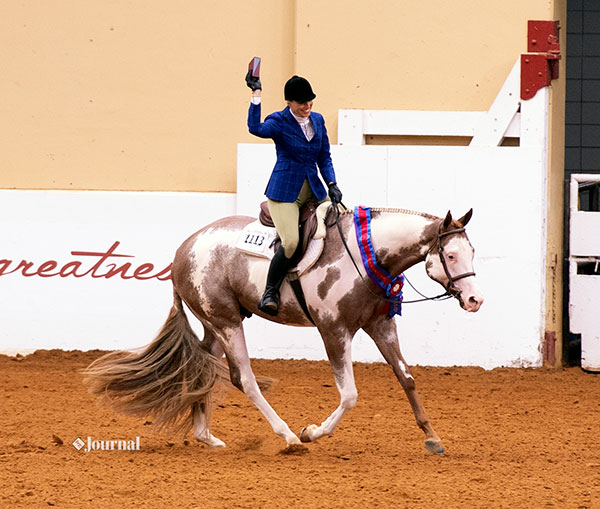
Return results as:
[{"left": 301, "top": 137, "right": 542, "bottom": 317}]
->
[
  {"left": 275, "top": 295, "right": 314, "bottom": 326},
  {"left": 172, "top": 231, "right": 202, "bottom": 313},
  {"left": 317, "top": 266, "right": 341, "bottom": 300},
  {"left": 312, "top": 276, "right": 383, "bottom": 342},
  {"left": 374, "top": 217, "right": 442, "bottom": 276},
  {"left": 228, "top": 359, "right": 243, "bottom": 391},
  {"left": 199, "top": 245, "right": 249, "bottom": 329},
  {"left": 310, "top": 307, "right": 351, "bottom": 367},
  {"left": 377, "top": 247, "right": 423, "bottom": 276},
  {"left": 172, "top": 216, "right": 260, "bottom": 331},
  {"left": 312, "top": 214, "right": 349, "bottom": 270},
  {"left": 420, "top": 219, "right": 441, "bottom": 244},
  {"left": 172, "top": 216, "right": 257, "bottom": 310},
  {"left": 310, "top": 276, "right": 388, "bottom": 380}
]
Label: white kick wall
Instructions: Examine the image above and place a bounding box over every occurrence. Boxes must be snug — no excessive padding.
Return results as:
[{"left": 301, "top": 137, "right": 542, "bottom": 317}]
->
[
  {"left": 0, "top": 150, "right": 547, "bottom": 369},
  {"left": 0, "top": 191, "right": 236, "bottom": 355}
]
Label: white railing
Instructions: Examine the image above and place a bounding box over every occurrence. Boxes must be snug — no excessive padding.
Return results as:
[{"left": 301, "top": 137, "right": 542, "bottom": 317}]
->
[{"left": 338, "top": 58, "right": 547, "bottom": 149}]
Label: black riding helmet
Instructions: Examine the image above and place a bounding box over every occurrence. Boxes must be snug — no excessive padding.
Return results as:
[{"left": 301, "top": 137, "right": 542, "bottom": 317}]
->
[{"left": 284, "top": 76, "right": 316, "bottom": 103}]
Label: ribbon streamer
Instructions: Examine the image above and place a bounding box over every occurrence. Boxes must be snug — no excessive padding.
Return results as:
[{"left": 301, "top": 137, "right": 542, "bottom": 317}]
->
[{"left": 353, "top": 206, "right": 404, "bottom": 318}]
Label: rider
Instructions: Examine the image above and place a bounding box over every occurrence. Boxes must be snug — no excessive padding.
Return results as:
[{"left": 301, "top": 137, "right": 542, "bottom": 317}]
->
[{"left": 246, "top": 69, "right": 343, "bottom": 316}]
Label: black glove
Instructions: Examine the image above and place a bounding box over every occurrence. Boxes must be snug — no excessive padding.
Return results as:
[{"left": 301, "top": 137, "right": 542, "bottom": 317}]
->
[
  {"left": 245, "top": 70, "right": 262, "bottom": 91},
  {"left": 328, "top": 183, "right": 343, "bottom": 204}
]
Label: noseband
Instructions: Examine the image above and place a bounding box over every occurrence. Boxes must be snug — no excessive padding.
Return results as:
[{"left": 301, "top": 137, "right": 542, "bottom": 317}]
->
[{"left": 431, "top": 223, "right": 476, "bottom": 298}]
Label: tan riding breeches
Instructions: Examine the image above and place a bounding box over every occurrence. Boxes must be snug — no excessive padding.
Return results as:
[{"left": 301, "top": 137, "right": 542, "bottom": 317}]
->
[{"left": 267, "top": 179, "right": 330, "bottom": 258}]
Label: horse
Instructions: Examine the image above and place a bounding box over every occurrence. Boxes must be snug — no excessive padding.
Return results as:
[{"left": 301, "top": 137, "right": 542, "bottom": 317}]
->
[{"left": 83, "top": 205, "right": 483, "bottom": 454}]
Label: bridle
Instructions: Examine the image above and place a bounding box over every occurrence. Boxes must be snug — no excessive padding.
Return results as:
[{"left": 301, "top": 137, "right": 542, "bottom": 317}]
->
[
  {"left": 429, "top": 222, "right": 476, "bottom": 300},
  {"left": 332, "top": 204, "right": 475, "bottom": 305}
]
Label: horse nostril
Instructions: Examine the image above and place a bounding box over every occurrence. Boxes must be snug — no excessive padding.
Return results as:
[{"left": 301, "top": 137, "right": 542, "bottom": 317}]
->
[{"left": 468, "top": 295, "right": 484, "bottom": 308}]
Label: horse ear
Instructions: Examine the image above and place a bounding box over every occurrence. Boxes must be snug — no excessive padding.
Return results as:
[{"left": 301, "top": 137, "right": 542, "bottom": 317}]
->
[
  {"left": 443, "top": 210, "right": 453, "bottom": 229},
  {"left": 458, "top": 208, "right": 473, "bottom": 227}
]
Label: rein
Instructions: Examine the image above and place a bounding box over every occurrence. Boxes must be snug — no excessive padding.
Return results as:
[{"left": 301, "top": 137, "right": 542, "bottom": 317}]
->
[{"left": 331, "top": 204, "right": 473, "bottom": 309}]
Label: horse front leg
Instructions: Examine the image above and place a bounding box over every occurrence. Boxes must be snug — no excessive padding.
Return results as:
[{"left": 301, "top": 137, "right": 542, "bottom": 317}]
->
[
  {"left": 299, "top": 334, "right": 358, "bottom": 443},
  {"left": 363, "top": 318, "right": 444, "bottom": 454}
]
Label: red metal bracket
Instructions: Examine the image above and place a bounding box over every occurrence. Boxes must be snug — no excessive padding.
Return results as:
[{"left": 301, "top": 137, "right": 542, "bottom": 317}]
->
[{"left": 521, "top": 20, "right": 561, "bottom": 100}]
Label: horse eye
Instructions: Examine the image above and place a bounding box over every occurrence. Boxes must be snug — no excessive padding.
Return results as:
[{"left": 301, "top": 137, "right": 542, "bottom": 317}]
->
[{"left": 448, "top": 254, "right": 455, "bottom": 260}]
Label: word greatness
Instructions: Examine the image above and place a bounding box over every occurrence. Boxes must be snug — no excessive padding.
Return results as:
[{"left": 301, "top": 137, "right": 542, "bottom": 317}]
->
[{"left": 0, "top": 241, "right": 171, "bottom": 281}]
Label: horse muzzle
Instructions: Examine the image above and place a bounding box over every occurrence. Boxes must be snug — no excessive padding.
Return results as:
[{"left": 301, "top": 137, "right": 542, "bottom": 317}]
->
[{"left": 449, "top": 277, "right": 484, "bottom": 313}]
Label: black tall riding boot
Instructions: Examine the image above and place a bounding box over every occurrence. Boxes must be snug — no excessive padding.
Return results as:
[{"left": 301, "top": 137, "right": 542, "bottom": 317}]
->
[{"left": 258, "top": 246, "right": 292, "bottom": 316}]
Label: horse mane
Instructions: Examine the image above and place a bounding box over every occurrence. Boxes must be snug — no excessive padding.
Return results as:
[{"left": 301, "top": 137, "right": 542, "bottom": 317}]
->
[{"left": 338, "top": 206, "right": 440, "bottom": 221}]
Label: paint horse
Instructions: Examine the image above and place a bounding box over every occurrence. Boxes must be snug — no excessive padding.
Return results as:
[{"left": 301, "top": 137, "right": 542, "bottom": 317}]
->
[{"left": 83, "top": 205, "right": 483, "bottom": 454}]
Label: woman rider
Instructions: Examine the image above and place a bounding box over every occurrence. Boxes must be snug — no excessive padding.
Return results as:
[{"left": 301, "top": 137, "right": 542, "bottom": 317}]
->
[{"left": 245, "top": 71, "right": 343, "bottom": 316}]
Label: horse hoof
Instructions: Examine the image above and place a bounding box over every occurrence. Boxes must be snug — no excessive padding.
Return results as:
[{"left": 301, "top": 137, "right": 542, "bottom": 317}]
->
[
  {"left": 195, "top": 434, "right": 226, "bottom": 449},
  {"left": 300, "top": 424, "right": 318, "bottom": 443},
  {"left": 299, "top": 428, "right": 310, "bottom": 443},
  {"left": 425, "top": 439, "right": 445, "bottom": 455}
]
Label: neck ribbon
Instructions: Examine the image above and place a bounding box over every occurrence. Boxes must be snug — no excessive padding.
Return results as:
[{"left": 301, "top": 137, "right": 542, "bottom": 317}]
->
[{"left": 353, "top": 206, "right": 404, "bottom": 318}]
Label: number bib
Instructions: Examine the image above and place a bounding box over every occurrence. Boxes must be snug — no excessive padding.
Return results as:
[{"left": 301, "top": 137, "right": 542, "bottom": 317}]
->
[{"left": 235, "top": 221, "right": 278, "bottom": 259}]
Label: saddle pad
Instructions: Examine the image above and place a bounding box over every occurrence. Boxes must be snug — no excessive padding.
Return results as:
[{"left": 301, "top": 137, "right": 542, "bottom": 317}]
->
[
  {"left": 235, "top": 220, "right": 325, "bottom": 275},
  {"left": 293, "top": 238, "right": 324, "bottom": 276},
  {"left": 235, "top": 221, "right": 279, "bottom": 258}
]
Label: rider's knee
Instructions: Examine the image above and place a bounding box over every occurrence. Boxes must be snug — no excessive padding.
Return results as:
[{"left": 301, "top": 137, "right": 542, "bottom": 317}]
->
[{"left": 281, "top": 237, "right": 299, "bottom": 258}]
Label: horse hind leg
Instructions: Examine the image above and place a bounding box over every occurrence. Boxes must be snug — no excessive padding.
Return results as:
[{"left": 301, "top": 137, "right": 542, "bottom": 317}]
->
[
  {"left": 193, "top": 400, "right": 226, "bottom": 448},
  {"left": 193, "top": 328, "right": 226, "bottom": 448},
  {"left": 211, "top": 323, "right": 302, "bottom": 447}
]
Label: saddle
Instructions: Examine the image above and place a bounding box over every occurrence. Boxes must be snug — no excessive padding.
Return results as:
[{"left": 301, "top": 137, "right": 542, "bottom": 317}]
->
[
  {"left": 258, "top": 200, "right": 334, "bottom": 325},
  {"left": 258, "top": 201, "right": 321, "bottom": 263}
]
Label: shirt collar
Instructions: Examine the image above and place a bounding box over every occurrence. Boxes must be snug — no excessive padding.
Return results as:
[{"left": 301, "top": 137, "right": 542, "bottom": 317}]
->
[{"left": 290, "top": 110, "right": 311, "bottom": 124}]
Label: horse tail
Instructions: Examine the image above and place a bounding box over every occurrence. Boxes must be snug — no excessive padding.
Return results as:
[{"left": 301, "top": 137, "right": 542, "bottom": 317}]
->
[{"left": 82, "top": 289, "right": 228, "bottom": 436}]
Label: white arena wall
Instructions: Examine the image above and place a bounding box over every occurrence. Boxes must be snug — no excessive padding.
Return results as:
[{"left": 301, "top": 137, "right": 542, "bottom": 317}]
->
[{"left": 0, "top": 191, "right": 235, "bottom": 355}]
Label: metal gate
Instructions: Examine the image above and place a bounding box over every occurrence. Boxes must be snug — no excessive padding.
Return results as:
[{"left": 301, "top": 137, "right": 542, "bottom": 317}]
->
[
  {"left": 569, "top": 174, "right": 600, "bottom": 371},
  {"left": 564, "top": 1, "right": 600, "bottom": 366}
]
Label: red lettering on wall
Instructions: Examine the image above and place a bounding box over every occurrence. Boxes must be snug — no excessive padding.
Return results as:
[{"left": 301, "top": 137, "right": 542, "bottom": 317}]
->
[
  {"left": 60, "top": 261, "right": 85, "bottom": 278},
  {"left": 16, "top": 260, "right": 37, "bottom": 277},
  {"left": 0, "top": 241, "right": 172, "bottom": 282},
  {"left": 36, "top": 260, "right": 59, "bottom": 277},
  {"left": 0, "top": 260, "right": 19, "bottom": 277},
  {"left": 154, "top": 264, "right": 173, "bottom": 281},
  {"left": 133, "top": 263, "right": 155, "bottom": 279},
  {"left": 103, "top": 263, "right": 135, "bottom": 280}
]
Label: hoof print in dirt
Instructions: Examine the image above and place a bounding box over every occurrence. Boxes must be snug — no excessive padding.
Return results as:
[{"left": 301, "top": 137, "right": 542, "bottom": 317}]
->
[{"left": 278, "top": 444, "right": 308, "bottom": 456}]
